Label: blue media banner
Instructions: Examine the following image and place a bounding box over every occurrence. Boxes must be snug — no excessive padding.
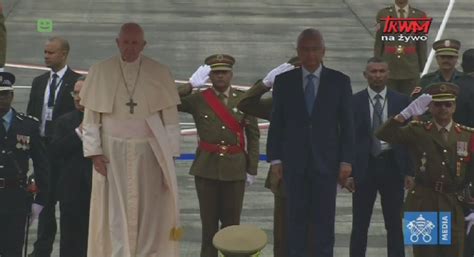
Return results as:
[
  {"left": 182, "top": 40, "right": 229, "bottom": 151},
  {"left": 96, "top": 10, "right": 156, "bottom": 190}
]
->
[{"left": 439, "top": 212, "right": 452, "bottom": 245}]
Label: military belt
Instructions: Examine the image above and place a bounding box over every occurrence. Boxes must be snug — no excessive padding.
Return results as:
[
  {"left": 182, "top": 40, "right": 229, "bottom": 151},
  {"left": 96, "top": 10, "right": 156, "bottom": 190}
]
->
[
  {"left": 416, "top": 178, "right": 460, "bottom": 193},
  {"left": 198, "top": 141, "right": 244, "bottom": 156},
  {"left": 385, "top": 46, "right": 417, "bottom": 55}
]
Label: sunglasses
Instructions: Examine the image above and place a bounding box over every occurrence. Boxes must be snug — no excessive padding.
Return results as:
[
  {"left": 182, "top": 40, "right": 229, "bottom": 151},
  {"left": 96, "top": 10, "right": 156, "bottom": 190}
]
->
[{"left": 433, "top": 102, "right": 454, "bottom": 108}]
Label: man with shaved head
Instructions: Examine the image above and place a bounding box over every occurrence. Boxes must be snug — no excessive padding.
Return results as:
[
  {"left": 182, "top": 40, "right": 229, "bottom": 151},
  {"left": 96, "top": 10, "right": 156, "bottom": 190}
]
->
[
  {"left": 267, "top": 28, "right": 354, "bottom": 257},
  {"left": 80, "top": 22, "right": 181, "bottom": 257},
  {"left": 27, "top": 36, "right": 80, "bottom": 257}
]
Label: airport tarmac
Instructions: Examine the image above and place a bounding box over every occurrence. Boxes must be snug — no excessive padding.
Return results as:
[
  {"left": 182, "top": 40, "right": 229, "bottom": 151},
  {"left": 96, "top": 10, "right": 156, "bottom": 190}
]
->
[{"left": 2, "top": 0, "right": 473, "bottom": 256}]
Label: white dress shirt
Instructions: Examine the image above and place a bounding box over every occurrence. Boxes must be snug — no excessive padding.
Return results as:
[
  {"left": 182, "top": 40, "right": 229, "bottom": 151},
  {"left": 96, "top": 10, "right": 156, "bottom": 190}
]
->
[
  {"left": 367, "top": 86, "right": 391, "bottom": 151},
  {"left": 40, "top": 65, "right": 68, "bottom": 136}
]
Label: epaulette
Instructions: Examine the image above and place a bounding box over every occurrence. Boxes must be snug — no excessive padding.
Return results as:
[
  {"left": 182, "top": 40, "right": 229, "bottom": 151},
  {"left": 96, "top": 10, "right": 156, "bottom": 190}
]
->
[
  {"left": 457, "top": 124, "right": 474, "bottom": 133},
  {"left": 16, "top": 112, "right": 39, "bottom": 122},
  {"left": 410, "top": 7, "right": 426, "bottom": 15}
]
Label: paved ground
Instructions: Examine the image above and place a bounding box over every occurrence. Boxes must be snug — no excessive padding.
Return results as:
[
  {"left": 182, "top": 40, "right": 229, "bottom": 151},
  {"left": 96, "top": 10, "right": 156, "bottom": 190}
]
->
[{"left": 2, "top": 0, "right": 473, "bottom": 256}]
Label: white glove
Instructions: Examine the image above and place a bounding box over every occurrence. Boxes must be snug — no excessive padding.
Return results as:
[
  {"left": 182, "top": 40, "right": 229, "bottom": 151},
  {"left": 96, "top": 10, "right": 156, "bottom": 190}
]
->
[
  {"left": 262, "top": 63, "right": 295, "bottom": 88},
  {"left": 400, "top": 93, "right": 432, "bottom": 119},
  {"left": 30, "top": 203, "right": 44, "bottom": 225},
  {"left": 246, "top": 174, "right": 257, "bottom": 187},
  {"left": 189, "top": 65, "right": 211, "bottom": 88},
  {"left": 0, "top": 67, "right": 4, "bottom": 72},
  {"left": 466, "top": 213, "right": 474, "bottom": 235}
]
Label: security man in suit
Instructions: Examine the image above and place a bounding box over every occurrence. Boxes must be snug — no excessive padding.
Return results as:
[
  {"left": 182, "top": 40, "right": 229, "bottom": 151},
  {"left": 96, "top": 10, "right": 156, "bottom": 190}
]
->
[
  {"left": 27, "top": 36, "right": 80, "bottom": 257},
  {"left": 0, "top": 0, "right": 6, "bottom": 71},
  {"left": 237, "top": 57, "right": 301, "bottom": 257},
  {"left": 376, "top": 82, "right": 474, "bottom": 257},
  {"left": 0, "top": 72, "right": 49, "bottom": 257},
  {"left": 177, "top": 54, "right": 260, "bottom": 257},
  {"left": 346, "top": 57, "right": 411, "bottom": 257},
  {"left": 374, "top": 0, "right": 427, "bottom": 95}
]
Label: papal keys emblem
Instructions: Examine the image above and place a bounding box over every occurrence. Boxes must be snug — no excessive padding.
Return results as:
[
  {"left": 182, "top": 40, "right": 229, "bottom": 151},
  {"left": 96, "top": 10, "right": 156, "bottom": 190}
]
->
[{"left": 406, "top": 214, "right": 436, "bottom": 243}]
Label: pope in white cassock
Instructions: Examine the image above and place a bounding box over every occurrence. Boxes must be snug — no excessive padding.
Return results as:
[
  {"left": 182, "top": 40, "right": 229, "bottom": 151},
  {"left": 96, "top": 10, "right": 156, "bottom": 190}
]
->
[{"left": 79, "top": 23, "right": 182, "bottom": 257}]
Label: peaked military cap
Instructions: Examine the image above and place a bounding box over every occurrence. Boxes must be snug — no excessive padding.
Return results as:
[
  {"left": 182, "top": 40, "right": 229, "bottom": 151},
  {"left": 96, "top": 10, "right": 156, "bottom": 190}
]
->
[
  {"left": 423, "top": 82, "right": 459, "bottom": 102},
  {"left": 0, "top": 72, "right": 15, "bottom": 91},
  {"left": 205, "top": 54, "right": 235, "bottom": 71},
  {"left": 213, "top": 224, "right": 267, "bottom": 256},
  {"left": 433, "top": 39, "right": 461, "bottom": 57}
]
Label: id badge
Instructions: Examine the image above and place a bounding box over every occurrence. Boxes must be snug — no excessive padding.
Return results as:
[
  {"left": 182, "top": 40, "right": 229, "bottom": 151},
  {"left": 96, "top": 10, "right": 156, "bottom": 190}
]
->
[{"left": 45, "top": 108, "right": 53, "bottom": 121}]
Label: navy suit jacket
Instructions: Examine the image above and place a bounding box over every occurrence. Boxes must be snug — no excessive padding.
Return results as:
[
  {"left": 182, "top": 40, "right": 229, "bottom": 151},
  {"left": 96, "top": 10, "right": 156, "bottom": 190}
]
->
[
  {"left": 352, "top": 88, "right": 412, "bottom": 182},
  {"left": 267, "top": 66, "right": 355, "bottom": 176}
]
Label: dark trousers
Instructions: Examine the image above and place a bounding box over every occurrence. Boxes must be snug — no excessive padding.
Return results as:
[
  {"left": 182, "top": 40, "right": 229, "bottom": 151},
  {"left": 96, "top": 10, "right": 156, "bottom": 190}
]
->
[
  {"left": 31, "top": 201, "right": 57, "bottom": 257},
  {"left": 0, "top": 213, "right": 27, "bottom": 257},
  {"left": 349, "top": 151, "right": 405, "bottom": 257},
  {"left": 59, "top": 197, "right": 90, "bottom": 257},
  {"left": 465, "top": 227, "right": 474, "bottom": 257},
  {"left": 387, "top": 78, "right": 419, "bottom": 96},
  {"left": 194, "top": 176, "right": 245, "bottom": 257},
  {"left": 31, "top": 137, "right": 57, "bottom": 257},
  {"left": 284, "top": 162, "right": 338, "bottom": 257}
]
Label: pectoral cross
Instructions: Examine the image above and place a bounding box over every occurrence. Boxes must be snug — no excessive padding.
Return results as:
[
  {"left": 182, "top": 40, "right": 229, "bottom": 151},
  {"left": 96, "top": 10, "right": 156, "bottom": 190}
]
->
[{"left": 126, "top": 98, "right": 137, "bottom": 114}]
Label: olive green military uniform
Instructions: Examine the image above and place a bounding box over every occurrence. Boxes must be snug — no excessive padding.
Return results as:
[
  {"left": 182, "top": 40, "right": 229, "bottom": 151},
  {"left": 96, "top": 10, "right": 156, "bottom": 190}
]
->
[
  {"left": 418, "top": 39, "right": 466, "bottom": 91},
  {"left": 237, "top": 80, "right": 291, "bottom": 257},
  {"left": 178, "top": 54, "right": 259, "bottom": 257},
  {"left": 374, "top": 5, "right": 427, "bottom": 95},
  {"left": 377, "top": 82, "right": 474, "bottom": 257},
  {"left": 419, "top": 69, "right": 467, "bottom": 89},
  {"left": 377, "top": 118, "right": 474, "bottom": 257},
  {"left": 0, "top": 6, "right": 7, "bottom": 68}
]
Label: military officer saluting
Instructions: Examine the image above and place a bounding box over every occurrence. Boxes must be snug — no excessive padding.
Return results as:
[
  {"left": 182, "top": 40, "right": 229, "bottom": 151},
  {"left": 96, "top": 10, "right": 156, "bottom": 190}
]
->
[
  {"left": 0, "top": 72, "right": 49, "bottom": 257},
  {"left": 178, "top": 54, "right": 260, "bottom": 257},
  {"left": 376, "top": 82, "right": 474, "bottom": 257}
]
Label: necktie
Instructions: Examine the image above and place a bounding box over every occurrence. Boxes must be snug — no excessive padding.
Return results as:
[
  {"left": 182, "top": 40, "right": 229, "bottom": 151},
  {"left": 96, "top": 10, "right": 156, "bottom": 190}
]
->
[
  {"left": 305, "top": 74, "right": 316, "bottom": 115},
  {"left": 0, "top": 117, "right": 7, "bottom": 137},
  {"left": 218, "top": 93, "right": 226, "bottom": 105},
  {"left": 440, "top": 128, "right": 449, "bottom": 143},
  {"left": 398, "top": 8, "right": 406, "bottom": 18},
  {"left": 371, "top": 94, "right": 383, "bottom": 156},
  {"left": 48, "top": 73, "right": 59, "bottom": 107}
]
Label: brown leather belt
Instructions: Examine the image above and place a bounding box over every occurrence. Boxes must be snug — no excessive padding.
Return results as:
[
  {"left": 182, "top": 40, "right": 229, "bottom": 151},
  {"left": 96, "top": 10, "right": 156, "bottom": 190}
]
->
[
  {"left": 198, "top": 141, "right": 244, "bottom": 156},
  {"left": 385, "top": 46, "right": 417, "bottom": 55},
  {"left": 416, "top": 178, "right": 460, "bottom": 193}
]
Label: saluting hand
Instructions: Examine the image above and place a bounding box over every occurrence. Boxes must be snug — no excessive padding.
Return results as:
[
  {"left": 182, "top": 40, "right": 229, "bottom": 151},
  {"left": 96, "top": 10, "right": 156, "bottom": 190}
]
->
[
  {"left": 189, "top": 65, "right": 211, "bottom": 88},
  {"left": 263, "top": 63, "right": 295, "bottom": 88},
  {"left": 92, "top": 155, "right": 109, "bottom": 177}
]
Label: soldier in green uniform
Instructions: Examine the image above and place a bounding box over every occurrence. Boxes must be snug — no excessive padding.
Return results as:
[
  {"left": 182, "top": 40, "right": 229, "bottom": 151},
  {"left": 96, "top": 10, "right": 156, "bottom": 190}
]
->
[
  {"left": 376, "top": 82, "right": 474, "bottom": 257},
  {"left": 415, "top": 39, "right": 467, "bottom": 92},
  {"left": 374, "top": 0, "right": 427, "bottom": 95},
  {"left": 0, "top": 0, "right": 7, "bottom": 71},
  {"left": 177, "top": 54, "right": 260, "bottom": 257},
  {"left": 237, "top": 58, "right": 296, "bottom": 257}
]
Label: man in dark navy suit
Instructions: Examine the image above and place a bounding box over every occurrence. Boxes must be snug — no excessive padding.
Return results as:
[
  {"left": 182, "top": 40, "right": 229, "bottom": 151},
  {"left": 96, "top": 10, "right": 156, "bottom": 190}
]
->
[
  {"left": 0, "top": 72, "right": 49, "bottom": 257},
  {"left": 267, "top": 28, "right": 355, "bottom": 257},
  {"left": 346, "top": 57, "right": 411, "bottom": 257},
  {"left": 27, "top": 36, "right": 80, "bottom": 257}
]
